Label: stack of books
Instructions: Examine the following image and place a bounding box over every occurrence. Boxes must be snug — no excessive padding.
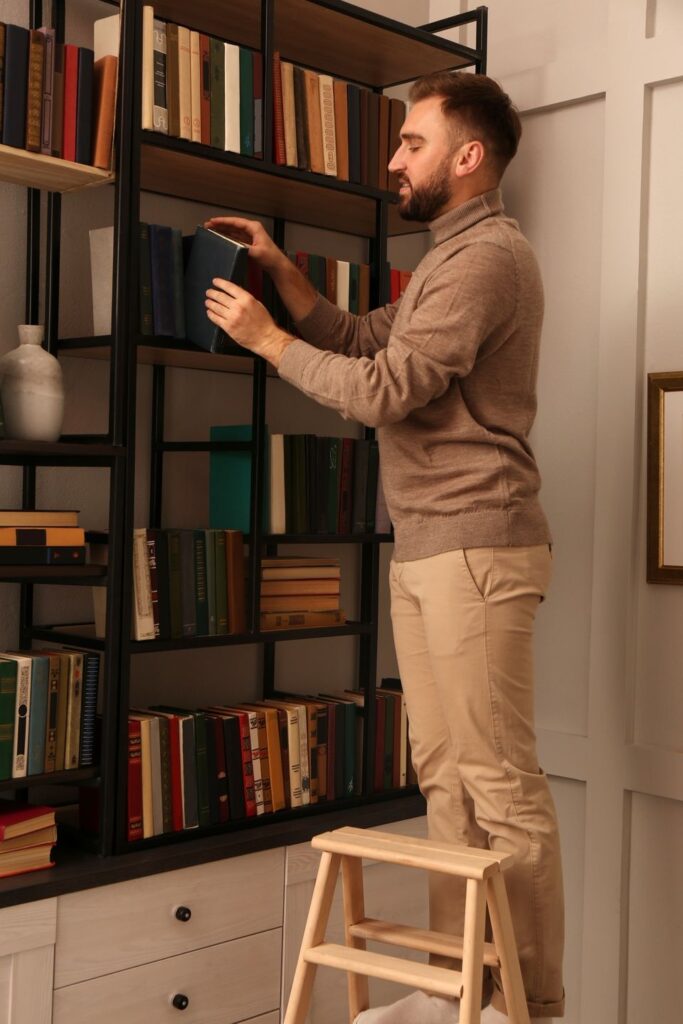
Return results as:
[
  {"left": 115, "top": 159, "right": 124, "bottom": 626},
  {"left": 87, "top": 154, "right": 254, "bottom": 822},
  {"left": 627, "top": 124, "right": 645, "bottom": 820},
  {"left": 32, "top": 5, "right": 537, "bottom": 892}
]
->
[
  {"left": 141, "top": 6, "right": 263, "bottom": 156},
  {"left": 0, "top": 15, "right": 119, "bottom": 168},
  {"left": 0, "top": 509, "right": 85, "bottom": 566},
  {"left": 273, "top": 51, "right": 407, "bottom": 190},
  {"left": 132, "top": 528, "right": 247, "bottom": 642},
  {"left": 259, "top": 557, "right": 344, "bottom": 631},
  {"left": 124, "top": 691, "right": 360, "bottom": 840},
  {"left": 0, "top": 649, "right": 99, "bottom": 780},
  {"left": 0, "top": 801, "right": 57, "bottom": 879}
]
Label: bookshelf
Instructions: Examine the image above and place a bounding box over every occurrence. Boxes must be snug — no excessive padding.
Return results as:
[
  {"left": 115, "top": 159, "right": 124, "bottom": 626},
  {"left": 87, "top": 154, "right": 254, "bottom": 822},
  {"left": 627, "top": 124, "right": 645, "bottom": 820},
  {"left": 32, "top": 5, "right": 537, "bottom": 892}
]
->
[{"left": 1, "top": 0, "right": 487, "bottom": 870}]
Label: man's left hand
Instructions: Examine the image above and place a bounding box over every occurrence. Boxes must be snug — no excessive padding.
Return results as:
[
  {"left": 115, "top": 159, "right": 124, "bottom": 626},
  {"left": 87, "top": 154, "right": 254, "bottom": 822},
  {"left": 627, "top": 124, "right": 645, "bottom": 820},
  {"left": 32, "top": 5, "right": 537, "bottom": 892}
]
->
[{"left": 205, "top": 279, "right": 293, "bottom": 369}]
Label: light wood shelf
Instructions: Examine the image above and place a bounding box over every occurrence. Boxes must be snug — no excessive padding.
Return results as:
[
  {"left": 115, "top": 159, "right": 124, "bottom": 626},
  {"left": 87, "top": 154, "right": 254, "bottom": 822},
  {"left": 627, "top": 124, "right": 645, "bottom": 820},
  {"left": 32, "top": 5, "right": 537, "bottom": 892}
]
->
[{"left": 0, "top": 144, "right": 114, "bottom": 193}]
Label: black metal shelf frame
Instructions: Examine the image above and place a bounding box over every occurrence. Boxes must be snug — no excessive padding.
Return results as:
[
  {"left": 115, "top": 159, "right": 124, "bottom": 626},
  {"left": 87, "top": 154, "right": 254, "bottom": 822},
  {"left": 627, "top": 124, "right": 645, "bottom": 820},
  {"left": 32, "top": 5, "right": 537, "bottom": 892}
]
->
[{"left": 12, "top": 0, "right": 487, "bottom": 858}]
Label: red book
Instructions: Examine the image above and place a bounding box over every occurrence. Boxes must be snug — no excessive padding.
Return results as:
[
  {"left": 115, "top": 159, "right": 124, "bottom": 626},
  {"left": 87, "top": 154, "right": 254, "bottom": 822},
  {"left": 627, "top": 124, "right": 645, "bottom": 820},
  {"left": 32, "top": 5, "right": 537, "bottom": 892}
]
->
[
  {"left": 272, "top": 50, "right": 285, "bottom": 165},
  {"left": 390, "top": 268, "right": 401, "bottom": 303},
  {"left": 127, "top": 718, "right": 143, "bottom": 842},
  {"left": 0, "top": 802, "right": 55, "bottom": 840},
  {"left": 209, "top": 707, "right": 256, "bottom": 817},
  {"left": 253, "top": 49, "right": 263, "bottom": 159},
  {"left": 199, "top": 34, "right": 210, "bottom": 146},
  {"left": 399, "top": 270, "right": 412, "bottom": 296},
  {"left": 165, "top": 713, "right": 184, "bottom": 832},
  {"left": 62, "top": 43, "right": 79, "bottom": 162},
  {"left": 338, "top": 437, "right": 354, "bottom": 534}
]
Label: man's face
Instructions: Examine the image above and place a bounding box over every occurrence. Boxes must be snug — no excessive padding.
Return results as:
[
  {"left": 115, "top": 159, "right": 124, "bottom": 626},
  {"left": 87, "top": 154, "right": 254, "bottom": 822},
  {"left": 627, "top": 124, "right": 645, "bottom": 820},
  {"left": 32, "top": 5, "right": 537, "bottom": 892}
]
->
[{"left": 388, "top": 96, "right": 461, "bottom": 222}]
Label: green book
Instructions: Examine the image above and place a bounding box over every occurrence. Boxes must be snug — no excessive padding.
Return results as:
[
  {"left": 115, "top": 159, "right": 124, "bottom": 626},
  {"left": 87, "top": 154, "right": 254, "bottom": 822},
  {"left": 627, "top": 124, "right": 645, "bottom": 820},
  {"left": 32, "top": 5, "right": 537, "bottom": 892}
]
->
[
  {"left": 166, "top": 529, "right": 183, "bottom": 639},
  {"left": 193, "top": 530, "right": 209, "bottom": 636},
  {"left": 156, "top": 713, "right": 173, "bottom": 833},
  {"left": 238, "top": 47, "right": 254, "bottom": 156},
  {"left": 214, "top": 530, "right": 228, "bottom": 635},
  {"left": 27, "top": 654, "right": 49, "bottom": 776},
  {"left": 209, "top": 37, "right": 225, "bottom": 149},
  {"left": 326, "top": 437, "right": 343, "bottom": 534},
  {"left": 349, "top": 262, "right": 360, "bottom": 314},
  {"left": 209, "top": 424, "right": 268, "bottom": 534},
  {"left": 204, "top": 530, "right": 216, "bottom": 636},
  {"left": 0, "top": 658, "right": 17, "bottom": 780}
]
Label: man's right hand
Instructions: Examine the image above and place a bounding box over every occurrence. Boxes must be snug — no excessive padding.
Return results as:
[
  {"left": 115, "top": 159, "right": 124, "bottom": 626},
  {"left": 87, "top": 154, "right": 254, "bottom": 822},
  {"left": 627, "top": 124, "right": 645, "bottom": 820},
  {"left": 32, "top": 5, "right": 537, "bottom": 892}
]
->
[{"left": 203, "top": 216, "right": 285, "bottom": 274}]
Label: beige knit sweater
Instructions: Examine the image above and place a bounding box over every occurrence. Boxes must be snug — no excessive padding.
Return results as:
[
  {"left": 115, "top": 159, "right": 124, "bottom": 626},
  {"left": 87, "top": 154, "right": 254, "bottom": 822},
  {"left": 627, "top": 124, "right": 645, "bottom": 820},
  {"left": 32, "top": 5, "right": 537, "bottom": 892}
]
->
[{"left": 278, "top": 188, "right": 551, "bottom": 561}]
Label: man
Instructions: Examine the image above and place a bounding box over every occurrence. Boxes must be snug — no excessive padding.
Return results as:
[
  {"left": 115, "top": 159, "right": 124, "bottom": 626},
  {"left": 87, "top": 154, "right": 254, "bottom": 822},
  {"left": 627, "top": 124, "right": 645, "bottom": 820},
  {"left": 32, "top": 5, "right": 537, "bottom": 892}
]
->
[{"left": 204, "top": 71, "right": 565, "bottom": 1024}]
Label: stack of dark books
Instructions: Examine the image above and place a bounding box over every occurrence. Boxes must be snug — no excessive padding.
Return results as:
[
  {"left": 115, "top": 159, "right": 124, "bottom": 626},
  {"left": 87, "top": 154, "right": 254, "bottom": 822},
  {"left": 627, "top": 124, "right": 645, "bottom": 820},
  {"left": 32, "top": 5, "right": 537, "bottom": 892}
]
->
[{"left": 0, "top": 509, "right": 85, "bottom": 567}]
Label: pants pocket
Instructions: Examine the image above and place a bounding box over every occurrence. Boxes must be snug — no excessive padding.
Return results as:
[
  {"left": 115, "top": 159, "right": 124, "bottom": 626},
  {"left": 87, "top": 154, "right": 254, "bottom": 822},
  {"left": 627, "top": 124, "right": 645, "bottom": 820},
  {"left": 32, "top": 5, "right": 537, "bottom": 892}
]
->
[{"left": 460, "top": 547, "right": 493, "bottom": 601}]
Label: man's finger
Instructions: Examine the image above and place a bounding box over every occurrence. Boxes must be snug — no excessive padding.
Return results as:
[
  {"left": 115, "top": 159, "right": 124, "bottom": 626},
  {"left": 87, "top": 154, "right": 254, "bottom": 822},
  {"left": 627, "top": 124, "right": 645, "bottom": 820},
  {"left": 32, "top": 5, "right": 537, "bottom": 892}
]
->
[{"left": 212, "top": 278, "right": 248, "bottom": 298}]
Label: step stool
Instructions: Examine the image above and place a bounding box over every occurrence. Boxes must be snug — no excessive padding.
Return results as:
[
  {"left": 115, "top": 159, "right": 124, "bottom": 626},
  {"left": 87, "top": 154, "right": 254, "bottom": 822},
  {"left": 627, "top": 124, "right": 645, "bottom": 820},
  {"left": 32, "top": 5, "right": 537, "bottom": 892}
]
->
[{"left": 284, "top": 826, "right": 530, "bottom": 1024}]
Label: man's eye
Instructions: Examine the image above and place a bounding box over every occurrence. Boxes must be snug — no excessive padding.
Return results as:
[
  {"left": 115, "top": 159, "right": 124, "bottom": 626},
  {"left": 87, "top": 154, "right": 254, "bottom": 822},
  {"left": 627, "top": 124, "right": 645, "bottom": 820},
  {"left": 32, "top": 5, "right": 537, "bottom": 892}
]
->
[{"left": 408, "top": 146, "right": 421, "bottom": 152}]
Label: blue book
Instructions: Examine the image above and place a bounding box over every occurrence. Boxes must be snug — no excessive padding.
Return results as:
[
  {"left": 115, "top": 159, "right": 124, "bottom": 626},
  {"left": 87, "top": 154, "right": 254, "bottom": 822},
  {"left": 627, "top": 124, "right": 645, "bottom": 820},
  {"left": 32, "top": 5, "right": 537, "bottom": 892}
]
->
[
  {"left": 149, "top": 224, "right": 175, "bottom": 336},
  {"left": 209, "top": 424, "right": 268, "bottom": 534},
  {"left": 78, "top": 651, "right": 100, "bottom": 768},
  {"left": 183, "top": 226, "right": 248, "bottom": 353},
  {"left": 27, "top": 654, "right": 49, "bottom": 775}
]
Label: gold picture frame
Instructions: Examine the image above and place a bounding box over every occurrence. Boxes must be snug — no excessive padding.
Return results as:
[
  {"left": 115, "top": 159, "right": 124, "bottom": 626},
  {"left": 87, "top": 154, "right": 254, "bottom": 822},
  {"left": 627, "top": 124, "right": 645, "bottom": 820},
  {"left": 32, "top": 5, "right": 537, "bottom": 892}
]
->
[{"left": 647, "top": 371, "right": 683, "bottom": 583}]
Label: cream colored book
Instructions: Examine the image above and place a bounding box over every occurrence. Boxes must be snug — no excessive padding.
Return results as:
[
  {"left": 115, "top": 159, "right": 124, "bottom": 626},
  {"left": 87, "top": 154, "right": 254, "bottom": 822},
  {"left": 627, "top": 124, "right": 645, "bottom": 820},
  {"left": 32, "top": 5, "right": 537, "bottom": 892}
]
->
[
  {"left": 152, "top": 18, "right": 168, "bottom": 134},
  {"left": 177, "top": 25, "right": 192, "bottom": 140},
  {"left": 336, "top": 260, "right": 350, "bottom": 311},
  {"left": 132, "top": 529, "right": 155, "bottom": 641},
  {"left": 141, "top": 6, "right": 154, "bottom": 130},
  {"left": 224, "top": 42, "right": 240, "bottom": 153},
  {"left": 281, "top": 60, "right": 297, "bottom": 167},
  {"left": 189, "top": 30, "right": 201, "bottom": 143},
  {"left": 129, "top": 714, "right": 154, "bottom": 838},
  {"left": 264, "top": 700, "right": 303, "bottom": 808},
  {"left": 318, "top": 74, "right": 337, "bottom": 177}
]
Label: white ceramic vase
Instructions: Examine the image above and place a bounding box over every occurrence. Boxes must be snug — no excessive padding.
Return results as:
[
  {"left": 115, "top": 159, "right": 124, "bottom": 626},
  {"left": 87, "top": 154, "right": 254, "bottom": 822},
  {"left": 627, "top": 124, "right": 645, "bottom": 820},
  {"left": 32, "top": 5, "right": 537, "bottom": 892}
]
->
[{"left": 0, "top": 325, "right": 65, "bottom": 442}]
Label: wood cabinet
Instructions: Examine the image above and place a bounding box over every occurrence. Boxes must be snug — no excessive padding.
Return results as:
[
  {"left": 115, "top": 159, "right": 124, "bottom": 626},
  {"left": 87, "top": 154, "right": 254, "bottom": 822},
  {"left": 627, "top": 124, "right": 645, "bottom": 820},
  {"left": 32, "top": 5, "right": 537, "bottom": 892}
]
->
[{"left": 0, "top": 899, "right": 57, "bottom": 1024}]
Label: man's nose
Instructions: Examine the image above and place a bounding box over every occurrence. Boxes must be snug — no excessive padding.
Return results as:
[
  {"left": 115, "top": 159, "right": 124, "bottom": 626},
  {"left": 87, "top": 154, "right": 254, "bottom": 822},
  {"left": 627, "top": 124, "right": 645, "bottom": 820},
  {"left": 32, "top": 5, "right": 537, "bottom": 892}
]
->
[{"left": 388, "top": 146, "right": 404, "bottom": 174}]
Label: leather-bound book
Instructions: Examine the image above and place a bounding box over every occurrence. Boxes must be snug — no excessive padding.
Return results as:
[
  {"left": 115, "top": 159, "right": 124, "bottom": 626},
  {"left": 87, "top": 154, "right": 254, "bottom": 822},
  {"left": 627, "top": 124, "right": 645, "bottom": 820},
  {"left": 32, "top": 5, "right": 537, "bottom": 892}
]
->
[
  {"left": 91, "top": 55, "right": 118, "bottom": 169},
  {"left": 272, "top": 49, "right": 285, "bottom": 164},
  {"left": 333, "top": 79, "right": 349, "bottom": 181},
  {"left": 304, "top": 69, "right": 324, "bottom": 174},
  {"left": 75, "top": 47, "right": 94, "bottom": 164},
  {"left": 293, "top": 63, "right": 308, "bottom": 170},
  {"left": 3, "top": 24, "right": 29, "bottom": 149},
  {"left": 165, "top": 22, "right": 179, "bottom": 136},
  {"left": 183, "top": 225, "right": 248, "bottom": 353},
  {"left": 25, "top": 30, "right": 45, "bottom": 152}
]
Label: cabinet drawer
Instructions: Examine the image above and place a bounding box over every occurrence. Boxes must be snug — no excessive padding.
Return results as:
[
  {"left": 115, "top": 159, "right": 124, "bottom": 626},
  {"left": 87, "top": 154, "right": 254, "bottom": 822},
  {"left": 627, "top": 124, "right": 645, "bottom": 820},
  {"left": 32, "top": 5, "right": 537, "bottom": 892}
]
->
[
  {"left": 54, "top": 848, "right": 284, "bottom": 987},
  {"left": 53, "top": 927, "right": 281, "bottom": 1024}
]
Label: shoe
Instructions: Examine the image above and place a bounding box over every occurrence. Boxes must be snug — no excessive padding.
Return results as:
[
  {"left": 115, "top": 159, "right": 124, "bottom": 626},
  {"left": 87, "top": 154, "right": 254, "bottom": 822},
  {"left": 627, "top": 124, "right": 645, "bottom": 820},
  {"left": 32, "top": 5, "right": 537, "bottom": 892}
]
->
[{"left": 353, "top": 991, "right": 460, "bottom": 1024}]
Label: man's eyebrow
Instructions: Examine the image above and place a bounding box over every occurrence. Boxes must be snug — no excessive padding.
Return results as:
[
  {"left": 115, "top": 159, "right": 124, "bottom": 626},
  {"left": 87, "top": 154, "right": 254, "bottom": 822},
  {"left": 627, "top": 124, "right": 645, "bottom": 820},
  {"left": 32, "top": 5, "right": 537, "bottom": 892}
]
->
[{"left": 400, "top": 132, "right": 426, "bottom": 142}]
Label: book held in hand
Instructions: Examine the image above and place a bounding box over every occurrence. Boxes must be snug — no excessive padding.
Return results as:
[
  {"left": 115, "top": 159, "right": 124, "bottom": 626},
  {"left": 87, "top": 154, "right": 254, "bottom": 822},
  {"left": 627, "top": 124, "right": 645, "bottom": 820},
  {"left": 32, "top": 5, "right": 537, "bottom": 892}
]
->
[{"left": 184, "top": 225, "right": 248, "bottom": 353}]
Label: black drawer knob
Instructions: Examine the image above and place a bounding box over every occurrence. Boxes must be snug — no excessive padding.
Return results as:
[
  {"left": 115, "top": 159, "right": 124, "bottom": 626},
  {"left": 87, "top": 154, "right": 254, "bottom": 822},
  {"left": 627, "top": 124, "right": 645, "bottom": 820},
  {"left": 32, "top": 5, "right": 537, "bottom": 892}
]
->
[
  {"left": 175, "top": 906, "right": 192, "bottom": 922},
  {"left": 172, "top": 994, "right": 189, "bottom": 1011}
]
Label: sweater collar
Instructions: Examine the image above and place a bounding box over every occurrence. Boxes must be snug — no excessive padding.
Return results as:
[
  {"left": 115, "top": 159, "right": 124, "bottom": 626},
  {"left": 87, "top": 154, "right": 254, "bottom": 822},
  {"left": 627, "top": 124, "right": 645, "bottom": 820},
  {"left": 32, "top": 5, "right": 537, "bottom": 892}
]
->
[{"left": 429, "top": 188, "right": 504, "bottom": 245}]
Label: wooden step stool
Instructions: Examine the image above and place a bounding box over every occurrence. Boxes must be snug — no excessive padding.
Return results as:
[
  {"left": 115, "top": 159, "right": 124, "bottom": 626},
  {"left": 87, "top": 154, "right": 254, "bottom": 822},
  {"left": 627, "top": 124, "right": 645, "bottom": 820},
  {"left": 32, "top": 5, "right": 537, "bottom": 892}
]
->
[{"left": 284, "top": 826, "right": 530, "bottom": 1024}]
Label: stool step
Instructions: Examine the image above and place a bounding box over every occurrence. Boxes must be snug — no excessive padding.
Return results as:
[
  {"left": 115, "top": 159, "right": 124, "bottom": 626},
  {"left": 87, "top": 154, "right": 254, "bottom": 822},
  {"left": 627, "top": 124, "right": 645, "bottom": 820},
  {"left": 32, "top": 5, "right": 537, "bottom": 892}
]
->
[
  {"left": 348, "top": 917, "right": 500, "bottom": 968},
  {"left": 312, "top": 827, "right": 511, "bottom": 879},
  {"left": 304, "top": 943, "right": 464, "bottom": 999}
]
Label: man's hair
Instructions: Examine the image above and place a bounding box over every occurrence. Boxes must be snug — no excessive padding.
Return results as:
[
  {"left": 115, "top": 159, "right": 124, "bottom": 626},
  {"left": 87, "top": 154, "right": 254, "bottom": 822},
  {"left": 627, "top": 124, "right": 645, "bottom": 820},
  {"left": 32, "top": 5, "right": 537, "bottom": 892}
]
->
[{"left": 409, "top": 71, "right": 522, "bottom": 177}]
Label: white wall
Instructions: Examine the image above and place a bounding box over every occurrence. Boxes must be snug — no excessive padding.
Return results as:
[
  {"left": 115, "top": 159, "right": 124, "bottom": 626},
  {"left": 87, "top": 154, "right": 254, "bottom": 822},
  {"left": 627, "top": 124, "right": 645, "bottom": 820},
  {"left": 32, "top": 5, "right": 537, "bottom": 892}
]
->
[{"left": 428, "top": 1, "right": 683, "bottom": 1022}]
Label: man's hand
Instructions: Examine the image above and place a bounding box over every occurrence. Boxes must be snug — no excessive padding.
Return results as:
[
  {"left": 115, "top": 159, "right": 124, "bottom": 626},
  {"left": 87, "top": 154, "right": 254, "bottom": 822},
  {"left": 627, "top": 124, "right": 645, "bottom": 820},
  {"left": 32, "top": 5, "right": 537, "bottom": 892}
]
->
[
  {"left": 205, "top": 278, "right": 294, "bottom": 369},
  {"left": 203, "top": 216, "right": 286, "bottom": 274}
]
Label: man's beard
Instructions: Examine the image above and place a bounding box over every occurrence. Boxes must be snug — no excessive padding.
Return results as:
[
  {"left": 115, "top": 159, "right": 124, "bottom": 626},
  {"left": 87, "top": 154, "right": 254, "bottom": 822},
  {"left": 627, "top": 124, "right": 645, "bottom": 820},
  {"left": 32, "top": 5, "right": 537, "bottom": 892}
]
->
[{"left": 398, "top": 154, "right": 453, "bottom": 222}]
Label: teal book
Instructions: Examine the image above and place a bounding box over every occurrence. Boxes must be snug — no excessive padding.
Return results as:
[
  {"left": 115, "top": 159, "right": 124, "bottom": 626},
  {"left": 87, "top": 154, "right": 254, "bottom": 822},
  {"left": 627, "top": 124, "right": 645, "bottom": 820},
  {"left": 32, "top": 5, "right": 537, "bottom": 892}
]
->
[
  {"left": 239, "top": 47, "right": 254, "bottom": 156},
  {"left": 209, "top": 424, "right": 268, "bottom": 534},
  {"left": 27, "top": 654, "right": 49, "bottom": 776},
  {"left": 0, "top": 659, "right": 17, "bottom": 780}
]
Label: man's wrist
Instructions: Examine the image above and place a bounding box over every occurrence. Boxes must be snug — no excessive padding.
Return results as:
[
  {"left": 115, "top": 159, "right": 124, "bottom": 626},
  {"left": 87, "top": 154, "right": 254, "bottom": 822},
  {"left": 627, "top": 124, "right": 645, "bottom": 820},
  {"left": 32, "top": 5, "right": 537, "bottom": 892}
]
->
[{"left": 264, "top": 328, "right": 295, "bottom": 370}]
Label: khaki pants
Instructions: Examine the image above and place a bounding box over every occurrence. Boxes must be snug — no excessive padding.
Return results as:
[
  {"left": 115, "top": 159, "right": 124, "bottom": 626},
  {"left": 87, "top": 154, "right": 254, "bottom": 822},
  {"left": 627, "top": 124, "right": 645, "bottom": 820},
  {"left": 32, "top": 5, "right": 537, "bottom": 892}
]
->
[{"left": 389, "top": 545, "right": 565, "bottom": 1019}]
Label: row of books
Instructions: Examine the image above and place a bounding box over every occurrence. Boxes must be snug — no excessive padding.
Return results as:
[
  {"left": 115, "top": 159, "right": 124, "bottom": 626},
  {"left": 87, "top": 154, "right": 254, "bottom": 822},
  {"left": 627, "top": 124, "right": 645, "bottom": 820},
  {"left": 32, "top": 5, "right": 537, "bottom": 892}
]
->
[
  {"left": 258, "top": 557, "right": 346, "bottom": 631},
  {"left": 273, "top": 52, "right": 406, "bottom": 190},
  {"left": 141, "top": 7, "right": 263, "bottom": 156},
  {"left": 0, "top": 802, "right": 56, "bottom": 880},
  {"left": 0, "top": 649, "right": 99, "bottom": 781},
  {"left": 126, "top": 680, "right": 416, "bottom": 841},
  {"left": 209, "top": 428, "right": 389, "bottom": 537},
  {"left": 132, "top": 528, "right": 247, "bottom": 642},
  {"left": 0, "top": 16, "right": 118, "bottom": 168}
]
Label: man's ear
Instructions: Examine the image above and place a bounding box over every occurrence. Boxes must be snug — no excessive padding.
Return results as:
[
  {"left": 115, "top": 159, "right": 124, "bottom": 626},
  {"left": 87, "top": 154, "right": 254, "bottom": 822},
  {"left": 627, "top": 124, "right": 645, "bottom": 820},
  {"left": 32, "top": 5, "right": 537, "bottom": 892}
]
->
[{"left": 454, "top": 140, "right": 486, "bottom": 178}]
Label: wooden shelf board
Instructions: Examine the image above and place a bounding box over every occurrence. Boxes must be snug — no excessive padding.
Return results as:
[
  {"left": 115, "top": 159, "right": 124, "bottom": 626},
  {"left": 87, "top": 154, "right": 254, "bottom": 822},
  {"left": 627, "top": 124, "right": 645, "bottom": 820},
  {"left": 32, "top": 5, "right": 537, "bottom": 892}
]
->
[
  {"left": 155, "top": 0, "right": 261, "bottom": 51},
  {"left": 276, "top": 0, "right": 475, "bottom": 87},
  {"left": 0, "top": 439, "right": 123, "bottom": 465},
  {"left": 59, "top": 337, "right": 277, "bottom": 376},
  {"left": 140, "top": 141, "right": 378, "bottom": 235},
  {"left": 0, "top": 144, "right": 114, "bottom": 193},
  {"left": 0, "top": 767, "right": 99, "bottom": 793},
  {"left": 0, "top": 566, "right": 106, "bottom": 585}
]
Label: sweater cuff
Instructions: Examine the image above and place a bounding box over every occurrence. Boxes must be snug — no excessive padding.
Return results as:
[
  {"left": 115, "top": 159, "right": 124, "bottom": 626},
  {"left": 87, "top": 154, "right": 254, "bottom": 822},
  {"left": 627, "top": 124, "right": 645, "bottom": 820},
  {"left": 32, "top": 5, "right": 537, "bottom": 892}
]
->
[
  {"left": 278, "top": 338, "right": 318, "bottom": 390},
  {"left": 293, "top": 293, "right": 341, "bottom": 348}
]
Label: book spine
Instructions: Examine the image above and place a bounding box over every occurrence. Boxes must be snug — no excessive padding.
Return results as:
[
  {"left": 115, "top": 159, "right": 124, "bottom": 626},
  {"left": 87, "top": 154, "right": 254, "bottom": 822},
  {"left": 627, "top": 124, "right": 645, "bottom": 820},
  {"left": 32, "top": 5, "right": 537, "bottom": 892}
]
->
[
  {"left": 209, "top": 37, "right": 224, "bottom": 149},
  {"left": 139, "top": 222, "right": 154, "bottom": 335},
  {"left": 0, "top": 546, "right": 85, "bottom": 565},
  {"left": 293, "top": 64, "right": 308, "bottom": 170},
  {"left": 149, "top": 223, "right": 175, "bottom": 336},
  {"left": 170, "top": 227, "right": 185, "bottom": 339},
  {"left": 51, "top": 42, "right": 64, "bottom": 157},
  {"left": 78, "top": 652, "right": 99, "bottom": 768},
  {"left": 272, "top": 50, "right": 285, "bottom": 165},
  {"left": 193, "top": 529, "right": 209, "bottom": 636},
  {"left": 166, "top": 717, "right": 183, "bottom": 831},
  {"left": 55, "top": 656, "right": 69, "bottom": 770},
  {"left": 333, "top": 79, "right": 349, "bottom": 181},
  {"left": 239, "top": 46, "right": 254, "bottom": 156},
  {"left": 39, "top": 27, "right": 55, "bottom": 155},
  {"left": 152, "top": 18, "right": 168, "bottom": 133},
  {"left": 189, "top": 30, "right": 201, "bottom": 143},
  {"left": 44, "top": 655, "right": 60, "bottom": 773},
  {"left": 146, "top": 530, "right": 161, "bottom": 639},
  {"left": 214, "top": 530, "right": 228, "bottom": 634},
  {"left": 199, "top": 34, "right": 210, "bottom": 146},
  {"left": 179, "top": 717, "right": 199, "bottom": 829},
  {"left": 222, "top": 715, "right": 246, "bottom": 819},
  {"left": 12, "top": 658, "right": 31, "bottom": 778},
  {"left": 64, "top": 652, "right": 83, "bottom": 770},
  {"left": 204, "top": 530, "right": 216, "bottom": 635},
  {"left": 167, "top": 530, "right": 183, "bottom": 639},
  {"left": 224, "top": 42, "right": 240, "bottom": 153},
  {"left": 319, "top": 74, "right": 337, "bottom": 177},
  {"left": 132, "top": 528, "right": 155, "bottom": 640},
  {"left": 25, "top": 30, "right": 44, "bottom": 152},
  {"left": 156, "top": 715, "right": 173, "bottom": 833},
  {"left": 304, "top": 69, "right": 324, "bottom": 174},
  {"left": 177, "top": 25, "right": 191, "bottom": 140},
  {"left": 0, "top": 527, "right": 85, "bottom": 545},
  {"left": 281, "top": 60, "right": 297, "bottom": 167},
  {"left": 127, "top": 718, "right": 143, "bottom": 842},
  {"left": 27, "top": 657, "right": 48, "bottom": 776},
  {"left": 141, "top": 5, "right": 154, "bottom": 130},
  {"left": 259, "top": 609, "right": 346, "bottom": 630},
  {"left": 179, "top": 530, "right": 197, "bottom": 637},
  {"left": 75, "top": 47, "right": 94, "bottom": 164},
  {"left": 3, "top": 26, "right": 29, "bottom": 149},
  {"left": 211, "top": 716, "right": 229, "bottom": 823},
  {"left": 235, "top": 714, "right": 256, "bottom": 817},
  {"left": 297, "top": 706, "right": 311, "bottom": 805},
  {"left": 253, "top": 50, "right": 263, "bottom": 158},
  {"left": 0, "top": 662, "right": 17, "bottom": 781},
  {"left": 91, "top": 55, "right": 118, "bottom": 169},
  {"left": 0, "top": 23, "right": 5, "bottom": 142},
  {"left": 166, "top": 22, "right": 179, "bottom": 137}
]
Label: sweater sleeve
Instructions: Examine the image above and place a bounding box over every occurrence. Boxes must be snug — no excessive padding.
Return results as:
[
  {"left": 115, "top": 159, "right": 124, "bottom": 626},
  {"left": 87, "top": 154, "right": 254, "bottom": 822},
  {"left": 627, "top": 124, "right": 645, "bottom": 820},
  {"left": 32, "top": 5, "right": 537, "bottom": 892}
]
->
[
  {"left": 294, "top": 293, "right": 401, "bottom": 358},
  {"left": 278, "top": 244, "right": 518, "bottom": 428}
]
